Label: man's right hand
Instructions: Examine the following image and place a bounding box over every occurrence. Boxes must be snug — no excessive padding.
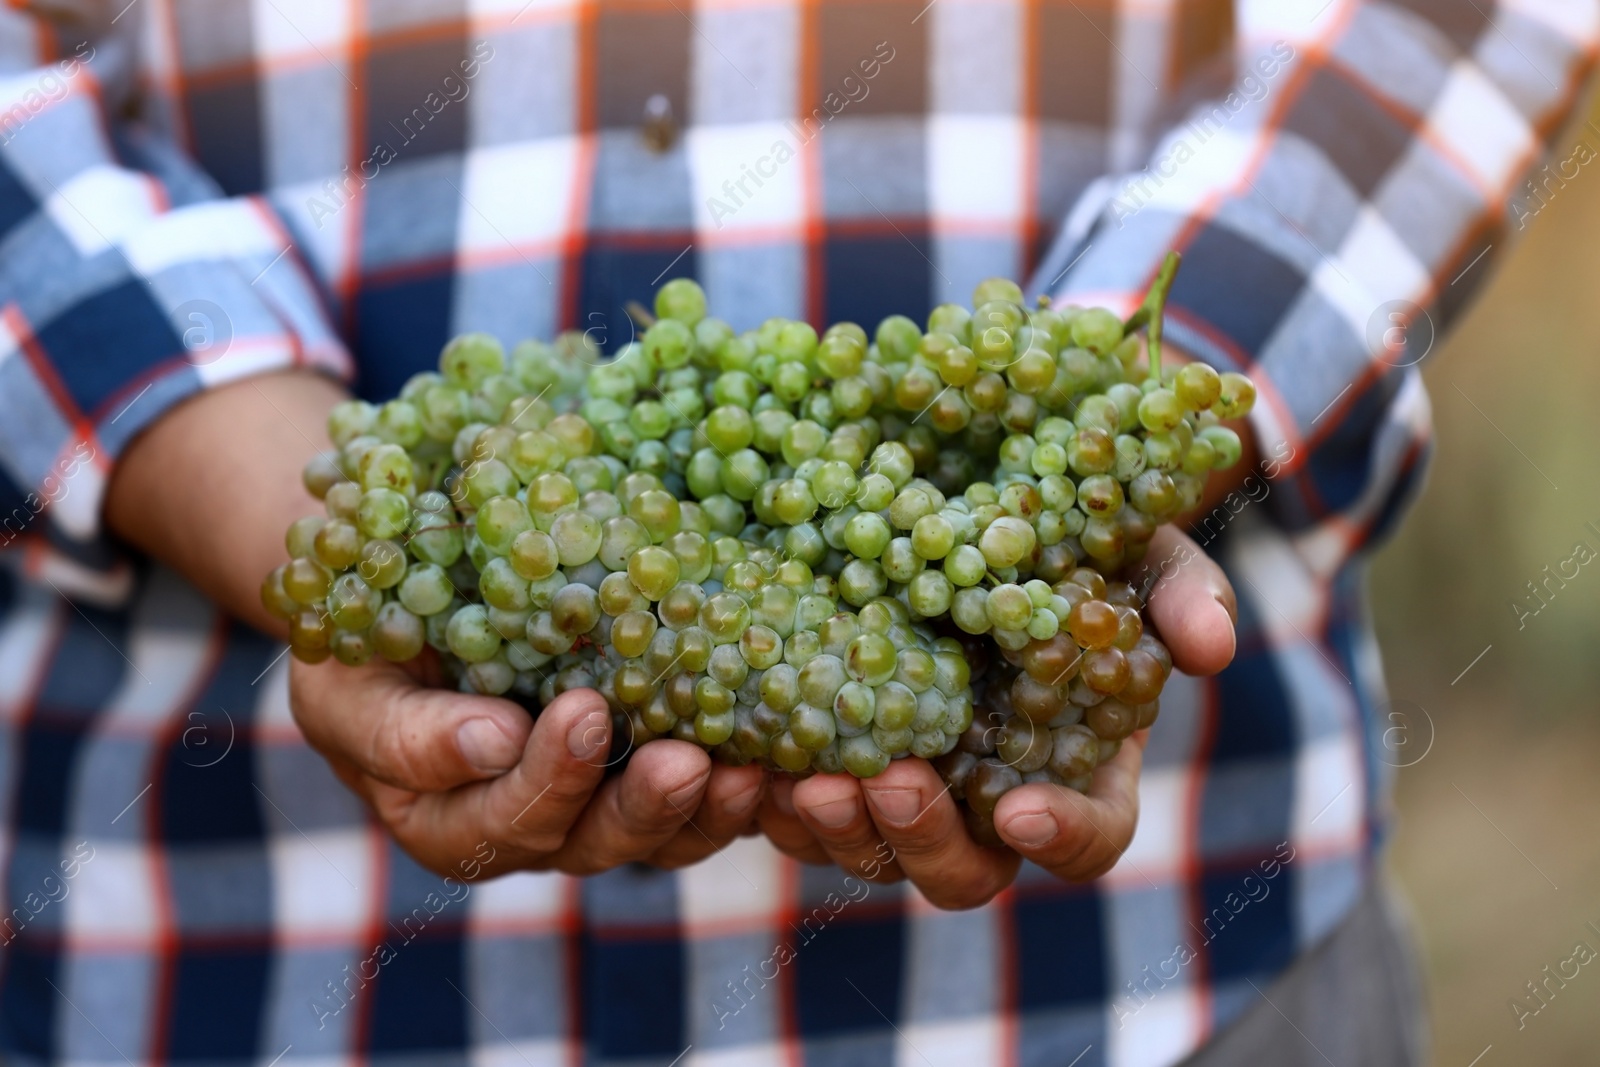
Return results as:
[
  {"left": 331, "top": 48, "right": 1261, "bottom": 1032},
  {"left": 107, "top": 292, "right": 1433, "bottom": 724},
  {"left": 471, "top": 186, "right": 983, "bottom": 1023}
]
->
[
  {"left": 289, "top": 656, "right": 767, "bottom": 877},
  {"left": 105, "top": 370, "right": 765, "bottom": 880}
]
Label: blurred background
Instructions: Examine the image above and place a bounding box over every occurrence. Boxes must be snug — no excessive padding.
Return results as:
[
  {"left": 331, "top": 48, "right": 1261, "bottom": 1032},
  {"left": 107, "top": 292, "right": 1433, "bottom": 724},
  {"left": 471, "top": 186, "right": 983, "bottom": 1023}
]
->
[{"left": 1373, "top": 97, "right": 1600, "bottom": 1063}]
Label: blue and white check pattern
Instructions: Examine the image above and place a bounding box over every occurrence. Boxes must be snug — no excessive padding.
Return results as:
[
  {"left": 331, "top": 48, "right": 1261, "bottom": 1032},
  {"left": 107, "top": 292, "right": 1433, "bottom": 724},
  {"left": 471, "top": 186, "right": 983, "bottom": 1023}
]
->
[{"left": 0, "top": 0, "right": 1594, "bottom": 1064}]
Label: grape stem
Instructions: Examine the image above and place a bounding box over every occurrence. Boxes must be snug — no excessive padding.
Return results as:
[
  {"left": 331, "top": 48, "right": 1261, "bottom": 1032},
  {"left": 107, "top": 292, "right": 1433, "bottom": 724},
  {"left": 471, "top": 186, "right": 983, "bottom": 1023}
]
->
[
  {"left": 1121, "top": 251, "right": 1182, "bottom": 383},
  {"left": 625, "top": 300, "right": 657, "bottom": 331}
]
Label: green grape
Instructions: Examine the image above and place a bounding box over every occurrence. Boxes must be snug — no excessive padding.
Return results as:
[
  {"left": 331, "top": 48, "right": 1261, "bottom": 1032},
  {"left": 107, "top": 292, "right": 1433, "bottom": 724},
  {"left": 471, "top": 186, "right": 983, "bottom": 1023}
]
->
[
  {"left": 1070, "top": 307, "right": 1123, "bottom": 355},
  {"left": 1075, "top": 395, "right": 1121, "bottom": 436},
  {"left": 853, "top": 472, "right": 895, "bottom": 513},
  {"left": 629, "top": 401, "right": 672, "bottom": 441},
  {"left": 551, "top": 583, "right": 600, "bottom": 635},
  {"left": 1077, "top": 474, "right": 1125, "bottom": 519},
  {"left": 669, "top": 628, "right": 711, "bottom": 675},
  {"left": 327, "top": 573, "right": 380, "bottom": 631},
  {"left": 887, "top": 487, "right": 935, "bottom": 531},
  {"left": 642, "top": 318, "right": 693, "bottom": 370},
  {"left": 465, "top": 653, "right": 515, "bottom": 696},
  {"left": 699, "top": 591, "right": 750, "bottom": 644},
  {"left": 838, "top": 560, "right": 887, "bottom": 606},
  {"left": 719, "top": 449, "right": 769, "bottom": 502},
  {"left": 944, "top": 544, "right": 988, "bottom": 587},
  {"left": 446, "top": 604, "right": 502, "bottom": 663},
  {"left": 597, "top": 516, "right": 650, "bottom": 571},
  {"left": 1199, "top": 425, "right": 1243, "bottom": 469},
  {"left": 986, "top": 584, "right": 1033, "bottom": 631},
  {"left": 704, "top": 405, "right": 755, "bottom": 452},
  {"left": 950, "top": 588, "right": 992, "bottom": 635},
  {"left": 893, "top": 647, "right": 935, "bottom": 692},
  {"left": 772, "top": 479, "right": 818, "bottom": 525},
  {"left": 330, "top": 628, "right": 375, "bottom": 667},
  {"left": 1080, "top": 516, "right": 1124, "bottom": 560},
  {"left": 358, "top": 539, "right": 407, "bottom": 590},
  {"left": 260, "top": 566, "right": 299, "bottom": 619},
  {"left": 283, "top": 556, "right": 332, "bottom": 604},
  {"left": 812, "top": 461, "right": 859, "bottom": 510},
  {"left": 798, "top": 653, "right": 848, "bottom": 708},
  {"left": 479, "top": 557, "right": 532, "bottom": 611},
  {"left": 1067, "top": 428, "right": 1115, "bottom": 476},
  {"left": 1112, "top": 435, "right": 1147, "bottom": 482},
  {"left": 312, "top": 519, "right": 362, "bottom": 572},
  {"left": 905, "top": 570, "right": 952, "bottom": 618},
  {"left": 910, "top": 514, "right": 954, "bottom": 561},
  {"left": 1215, "top": 371, "right": 1256, "bottom": 419},
  {"left": 655, "top": 278, "right": 707, "bottom": 324},
  {"left": 1128, "top": 469, "right": 1178, "bottom": 516},
  {"left": 507, "top": 529, "right": 558, "bottom": 580},
  {"left": 1143, "top": 433, "right": 1183, "bottom": 473},
  {"left": 1175, "top": 362, "right": 1222, "bottom": 410},
  {"left": 664, "top": 530, "right": 713, "bottom": 584},
  {"left": 843, "top": 512, "right": 892, "bottom": 560},
  {"left": 550, "top": 510, "right": 603, "bottom": 566},
  {"left": 1029, "top": 442, "right": 1068, "bottom": 478},
  {"left": 356, "top": 489, "right": 409, "bottom": 540},
  {"left": 471, "top": 496, "right": 527, "bottom": 556},
  {"left": 627, "top": 545, "right": 680, "bottom": 601},
  {"left": 1181, "top": 437, "right": 1217, "bottom": 476},
  {"left": 359, "top": 443, "right": 415, "bottom": 495},
  {"left": 328, "top": 400, "right": 377, "bottom": 449},
  {"left": 879, "top": 538, "right": 922, "bottom": 584},
  {"left": 1138, "top": 388, "right": 1185, "bottom": 433},
  {"left": 875, "top": 315, "right": 922, "bottom": 362},
  {"left": 371, "top": 601, "right": 425, "bottom": 662},
  {"left": 1027, "top": 608, "right": 1060, "bottom": 640},
  {"left": 979, "top": 516, "right": 1036, "bottom": 568},
  {"left": 285, "top": 515, "right": 326, "bottom": 560},
  {"left": 440, "top": 333, "right": 505, "bottom": 388},
  {"left": 996, "top": 434, "right": 1035, "bottom": 475}
]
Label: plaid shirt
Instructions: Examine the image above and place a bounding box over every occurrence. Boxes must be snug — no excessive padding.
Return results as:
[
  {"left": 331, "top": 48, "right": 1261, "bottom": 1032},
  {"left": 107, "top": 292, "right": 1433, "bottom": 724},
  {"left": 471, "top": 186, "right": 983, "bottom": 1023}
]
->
[{"left": 0, "top": 0, "right": 1593, "bottom": 1063}]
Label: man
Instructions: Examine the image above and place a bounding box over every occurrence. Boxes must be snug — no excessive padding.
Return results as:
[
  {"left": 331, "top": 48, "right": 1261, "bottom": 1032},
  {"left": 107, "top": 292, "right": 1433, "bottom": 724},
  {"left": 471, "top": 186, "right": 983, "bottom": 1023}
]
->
[{"left": 0, "top": 0, "right": 1590, "bottom": 1063}]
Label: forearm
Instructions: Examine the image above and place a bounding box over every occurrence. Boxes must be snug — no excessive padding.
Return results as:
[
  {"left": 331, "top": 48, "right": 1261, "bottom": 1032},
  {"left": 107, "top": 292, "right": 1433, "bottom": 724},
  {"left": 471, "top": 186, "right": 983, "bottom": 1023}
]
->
[{"left": 104, "top": 370, "right": 350, "bottom": 637}]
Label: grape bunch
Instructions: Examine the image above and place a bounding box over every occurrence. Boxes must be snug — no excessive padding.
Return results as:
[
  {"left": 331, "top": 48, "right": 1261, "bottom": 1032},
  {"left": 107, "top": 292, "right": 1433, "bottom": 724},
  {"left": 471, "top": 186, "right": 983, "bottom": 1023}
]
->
[{"left": 261, "top": 252, "right": 1255, "bottom": 835}]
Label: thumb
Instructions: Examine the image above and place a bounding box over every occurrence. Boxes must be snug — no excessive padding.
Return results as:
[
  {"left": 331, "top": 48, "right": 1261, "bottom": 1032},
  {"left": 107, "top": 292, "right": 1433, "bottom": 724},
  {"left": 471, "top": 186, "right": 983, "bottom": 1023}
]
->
[{"left": 289, "top": 655, "right": 533, "bottom": 793}]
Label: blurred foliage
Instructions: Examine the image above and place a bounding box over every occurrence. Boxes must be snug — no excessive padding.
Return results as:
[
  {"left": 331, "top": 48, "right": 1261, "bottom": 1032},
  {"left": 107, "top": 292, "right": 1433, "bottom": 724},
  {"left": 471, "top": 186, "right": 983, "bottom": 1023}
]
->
[
  {"left": 1372, "top": 111, "right": 1600, "bottom": 712},
  {"left": 1374, "top": 94, "right": 1600, "bottom": 1065}
]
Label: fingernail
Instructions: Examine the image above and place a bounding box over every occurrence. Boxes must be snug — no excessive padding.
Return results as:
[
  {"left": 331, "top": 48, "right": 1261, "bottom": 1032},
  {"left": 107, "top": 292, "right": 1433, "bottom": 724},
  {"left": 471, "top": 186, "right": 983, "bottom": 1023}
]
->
[
  {"left": 1003, "top": 812, "right": 1059, "bottom": 847},
  {"left": 805, "top": 797, "right": 858, "bottom": 829},
  {"left": 1214, "top": 590, "right": 1238, "bottom": 625},
  {"left": 567, "top": 711, "right": 609, "bottom": 761},
  {"left": 457, "top": 718, "right": 520, "bottom": 773},
  {"left": 666, "top": 773, "right": 710, "bottom": 809},
  {"left": 866, "top": 787, "right": 921, "bottom": 826}
]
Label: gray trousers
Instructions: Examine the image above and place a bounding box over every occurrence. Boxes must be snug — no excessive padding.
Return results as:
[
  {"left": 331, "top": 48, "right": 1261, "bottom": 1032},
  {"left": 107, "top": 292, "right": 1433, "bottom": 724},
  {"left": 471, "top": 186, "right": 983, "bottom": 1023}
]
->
[{"left": 1182, "top": 878, "right": 1429, "bottom": 1066}]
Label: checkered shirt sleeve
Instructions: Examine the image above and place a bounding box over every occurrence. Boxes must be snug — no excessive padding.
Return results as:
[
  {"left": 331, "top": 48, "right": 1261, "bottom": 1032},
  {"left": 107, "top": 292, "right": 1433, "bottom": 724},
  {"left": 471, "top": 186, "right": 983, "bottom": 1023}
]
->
[
  {"left": 1039, "top": 1, "right": 1597, "bottom": 564},
  {"left": 0, "top": 4, "right": 349, "bottom": 571}
]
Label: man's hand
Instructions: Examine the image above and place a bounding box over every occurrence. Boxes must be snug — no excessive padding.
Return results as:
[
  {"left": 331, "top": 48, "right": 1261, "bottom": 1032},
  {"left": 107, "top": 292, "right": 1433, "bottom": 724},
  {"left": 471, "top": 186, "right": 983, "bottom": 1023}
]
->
[
  {"left": 290, "top": 657, "right": 766, "bottom": 877},
  {"left": 107, "top": 370, "right": 764, "bottom": 879},
  {"left": 757, "top": 525, "right": 1236, "bottom": 909}
]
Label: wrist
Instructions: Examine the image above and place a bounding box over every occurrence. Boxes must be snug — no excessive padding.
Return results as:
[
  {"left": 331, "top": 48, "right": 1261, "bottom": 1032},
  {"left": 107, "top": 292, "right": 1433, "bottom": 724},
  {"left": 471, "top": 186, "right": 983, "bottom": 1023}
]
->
[{"left": 105, "top": 370, "right": 349, "bottom": 636}]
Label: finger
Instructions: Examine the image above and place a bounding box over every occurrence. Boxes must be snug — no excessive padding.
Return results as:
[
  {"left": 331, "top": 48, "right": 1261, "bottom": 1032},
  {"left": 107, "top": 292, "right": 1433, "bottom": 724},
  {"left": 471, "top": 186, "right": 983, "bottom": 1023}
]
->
[
  {"left": 373, "top": 688, "right": 614, "bottom": 868},
  {"left": 289, "top": 656, "right": 531, "bottom": 792},
  {"left": 790, "top": 774, "right": 906, "bottom": 884},
  {"left": 646, "top": 763, "right": 767, "bottom": 869},
  {"left": 992, "top": 729, "right": 1147, "bottom": 881},
  {"left": 858, "top": 760, "right": 1019, "bottom": 910},
  {"left": 756, "top": 778, "right": 833, "bottom": 866},
  {"left": 545, "top": 739, "right": 713, "bottom": 875},
  {"left": 1140, "top": 526, "right": 1237, "bottom": 676}
]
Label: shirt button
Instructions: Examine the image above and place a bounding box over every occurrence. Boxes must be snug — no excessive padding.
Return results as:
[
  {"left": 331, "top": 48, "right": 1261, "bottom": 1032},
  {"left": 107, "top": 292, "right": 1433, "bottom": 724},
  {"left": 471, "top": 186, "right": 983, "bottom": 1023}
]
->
[{"left": 642, "top": 93, "right": 677, "bottom": 153}]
